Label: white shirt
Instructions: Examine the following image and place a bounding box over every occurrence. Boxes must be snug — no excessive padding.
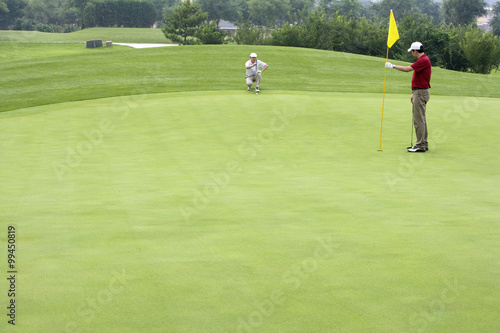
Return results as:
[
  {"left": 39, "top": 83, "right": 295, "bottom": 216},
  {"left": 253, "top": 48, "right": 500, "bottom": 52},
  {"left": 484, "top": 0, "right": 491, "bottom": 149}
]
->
[{"left": 245, "top": 60, "right": 267, "bottom": 77}]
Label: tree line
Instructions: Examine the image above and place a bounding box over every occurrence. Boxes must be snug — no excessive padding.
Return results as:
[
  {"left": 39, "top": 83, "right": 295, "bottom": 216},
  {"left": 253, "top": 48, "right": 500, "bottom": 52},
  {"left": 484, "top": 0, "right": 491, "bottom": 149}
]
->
[
  {"left": 1, "top": 0, "right": 499, "bottom": 32},
  {"left": 82, "top": 0, "right": 156, "bottom": 28},
  {"left": 235, "top": 10, "right": 500, "bottom": 74},
  {"left": 162, "top": 0, "right": 500, "bottom": 74}
]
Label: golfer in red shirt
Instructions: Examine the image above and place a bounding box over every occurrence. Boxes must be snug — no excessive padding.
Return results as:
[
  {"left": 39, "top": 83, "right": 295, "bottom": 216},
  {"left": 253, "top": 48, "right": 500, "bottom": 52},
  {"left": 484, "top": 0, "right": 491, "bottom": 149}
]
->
[{"left": 385, "top": 42, "right": 432, "bottom": 153}]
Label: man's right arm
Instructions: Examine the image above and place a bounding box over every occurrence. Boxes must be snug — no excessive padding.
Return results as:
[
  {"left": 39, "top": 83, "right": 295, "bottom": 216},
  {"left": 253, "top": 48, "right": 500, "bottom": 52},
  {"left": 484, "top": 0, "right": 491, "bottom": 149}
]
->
[
  {"left": 394, "top": 64, "right": 414, "bottom": 72},
  {"left": 386, "top": 62, "right": 414, "bottom": 72}
]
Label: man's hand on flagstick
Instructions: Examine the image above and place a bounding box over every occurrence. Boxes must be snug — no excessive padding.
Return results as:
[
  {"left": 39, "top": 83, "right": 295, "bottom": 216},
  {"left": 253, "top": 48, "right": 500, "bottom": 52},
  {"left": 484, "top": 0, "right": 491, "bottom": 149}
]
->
[{"left": 385, "top": 62, "right": 395, "bottom": 69}]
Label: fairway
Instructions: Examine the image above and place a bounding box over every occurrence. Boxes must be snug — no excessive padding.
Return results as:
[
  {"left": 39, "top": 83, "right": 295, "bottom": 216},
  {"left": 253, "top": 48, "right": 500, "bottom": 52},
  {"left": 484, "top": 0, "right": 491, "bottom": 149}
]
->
[{"left": 1, "top": 31, "right": 500, "bottom": 332}]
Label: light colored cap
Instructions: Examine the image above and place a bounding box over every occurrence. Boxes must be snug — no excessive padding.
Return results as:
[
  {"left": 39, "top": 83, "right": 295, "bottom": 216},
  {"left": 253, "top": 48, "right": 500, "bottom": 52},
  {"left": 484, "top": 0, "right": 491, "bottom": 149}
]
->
[
  {"left": 250, "top": 53, "right": 257, "bottom": 58},
  {"left": 408, "top": 42, "right": 423, "bottom": 52}
]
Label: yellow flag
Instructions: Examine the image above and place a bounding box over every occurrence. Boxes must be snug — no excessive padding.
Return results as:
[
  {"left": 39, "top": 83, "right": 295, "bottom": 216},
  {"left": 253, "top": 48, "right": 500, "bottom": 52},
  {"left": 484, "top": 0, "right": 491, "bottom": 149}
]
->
[{"left": 387, "top": 10, "right": 399, "bottom": 48}]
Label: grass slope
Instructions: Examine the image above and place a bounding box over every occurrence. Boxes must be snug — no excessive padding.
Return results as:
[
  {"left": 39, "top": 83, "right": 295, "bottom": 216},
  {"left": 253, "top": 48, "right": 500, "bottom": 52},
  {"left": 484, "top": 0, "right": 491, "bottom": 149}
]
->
[
  {"left": 1, "top": 42, "right": 500, "bottom": 112},
  {"left": 0, "top": 27, "right": 171, "bottom": 44},
  {"left": 1, "top": 38, "right": 500, "bottom": 332}
]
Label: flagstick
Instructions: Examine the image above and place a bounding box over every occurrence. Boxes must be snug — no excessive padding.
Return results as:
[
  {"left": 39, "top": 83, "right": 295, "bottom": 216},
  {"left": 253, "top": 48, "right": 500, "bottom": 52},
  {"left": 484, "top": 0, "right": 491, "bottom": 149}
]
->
[{"left": 379, "top": 46, "right": 390, "bottom": 151}]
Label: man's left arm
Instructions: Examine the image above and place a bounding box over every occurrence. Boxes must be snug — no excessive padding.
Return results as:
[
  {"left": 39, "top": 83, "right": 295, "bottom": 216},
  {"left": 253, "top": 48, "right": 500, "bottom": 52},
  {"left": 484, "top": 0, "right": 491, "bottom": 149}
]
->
[
  {"left": 394, "top": 64, "right": 413, "bottom": 72},
  {"left": 258, "top": 61, "right": 269, "bottom": 73}
]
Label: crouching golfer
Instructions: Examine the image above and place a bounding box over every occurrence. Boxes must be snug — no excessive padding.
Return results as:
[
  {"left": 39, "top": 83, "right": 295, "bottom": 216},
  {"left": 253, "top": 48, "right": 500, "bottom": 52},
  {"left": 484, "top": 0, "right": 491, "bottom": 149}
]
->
[
  {"left": 245, "top": 53, "right": 268, "bottom": 93},
  {"left": 385, "top": 42, "right": 431, "bottom": 153}
]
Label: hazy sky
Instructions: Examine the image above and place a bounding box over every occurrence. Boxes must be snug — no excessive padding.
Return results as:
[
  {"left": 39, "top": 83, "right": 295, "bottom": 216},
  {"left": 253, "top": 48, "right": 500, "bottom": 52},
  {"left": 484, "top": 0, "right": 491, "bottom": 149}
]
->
[{"left": 420, "top": 0, "right": 497, "bottom": 6}]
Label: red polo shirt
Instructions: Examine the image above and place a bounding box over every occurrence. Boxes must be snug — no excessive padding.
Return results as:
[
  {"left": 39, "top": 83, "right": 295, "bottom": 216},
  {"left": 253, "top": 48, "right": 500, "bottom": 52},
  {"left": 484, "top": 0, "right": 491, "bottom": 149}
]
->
[{"left": 410, "top": 53, "right": 431, "bottom": 90}]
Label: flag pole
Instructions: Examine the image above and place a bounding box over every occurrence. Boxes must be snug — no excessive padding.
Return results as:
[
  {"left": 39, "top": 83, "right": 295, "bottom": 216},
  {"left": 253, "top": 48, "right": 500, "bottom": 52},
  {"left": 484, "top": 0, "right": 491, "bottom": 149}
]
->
[
  {"left": 379, "top": 46, "right": 390, "bottom": 151},
  {"left": 379, "top": 9, "right": 399, "bottom": 151}
]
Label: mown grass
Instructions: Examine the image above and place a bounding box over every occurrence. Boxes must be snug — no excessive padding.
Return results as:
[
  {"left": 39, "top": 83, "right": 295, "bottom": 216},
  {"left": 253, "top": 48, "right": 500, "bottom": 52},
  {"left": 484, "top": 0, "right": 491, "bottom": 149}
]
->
[
  {"left": 0, "top": 35, "right": 499, "bottom": 333},
  {"left": 1, "top": 41, "right": 500, "bottom": 113},
  {"left": 0, "top": 27, "right": 171, "bottom": 43},
  {"left": 1, "top": 90, "right": 499, "bottom": 332}
]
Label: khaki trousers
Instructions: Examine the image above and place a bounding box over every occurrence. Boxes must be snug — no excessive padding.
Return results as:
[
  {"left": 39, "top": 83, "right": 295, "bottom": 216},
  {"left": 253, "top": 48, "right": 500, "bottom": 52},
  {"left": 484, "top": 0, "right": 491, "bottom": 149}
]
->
[
  {"left": 246, "top": 72, "right": 262, "bottom": 88},
  {"left": 412, "top": 89, "right": 430, "bottom": 149}
]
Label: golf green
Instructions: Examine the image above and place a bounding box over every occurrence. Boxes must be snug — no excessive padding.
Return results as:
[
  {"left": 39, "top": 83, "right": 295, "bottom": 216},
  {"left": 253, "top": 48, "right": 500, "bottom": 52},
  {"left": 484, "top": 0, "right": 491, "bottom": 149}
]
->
[{"left": 1, "top": 90, "right": 499, "bottom": 332}]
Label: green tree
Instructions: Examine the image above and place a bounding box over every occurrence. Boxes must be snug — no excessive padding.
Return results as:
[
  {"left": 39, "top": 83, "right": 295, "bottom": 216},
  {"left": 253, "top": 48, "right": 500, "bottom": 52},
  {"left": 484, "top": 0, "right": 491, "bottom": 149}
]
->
[
  {"left": 68, "top": 0, "right": 91, "bottom": 11},
  {"left": 82, "top": 1, "right": 97, "bottom": 27},
  {"left": 248, "top": 0, "right": 291, "bottom": 26},
  {"left": 197, "top": 0, "right": 245, "bottom": 24},
  {"left": 24, "top": 0, "right": 67, "bottom": 25},
  {"left": 417, "top": 0, "right": 442, "bottom": 23},
  {"left": 234, "top": 20, "right": 269, "bottom": 44},
  {"left": 162, "top": 0, "right": 182, "bottom": 21},
  {"left": 163, "top": 1, "right": 208, "bottom": 44},
  {"left": 0, "top": 0, "right": 27, "bottom": 29},
  {"left": 0, "top": 1, "right": 8, "bottom": 12},
  {"left": 195, "top": 21, "right": 226, "bottom": 44},
  {"left": 289, "top": 0, "right": 315, "bottom": 17},
  {"left": 442, "top": 0, "right": 487, "bottom": 26},
  {"left": 148, "top": 0, "right": 169, "bottom": 22},
  {"left": 369, "top": 0, "right": 441, "bottom": 22},
  {"left": 271, "top": 22, "right": 303, "bottom": 47},
  {"left": 439, "top": 24, "right": 472, "bottom": 72},
  {"left": 82, "top": 0, "right": 156, "bottom": 28},
  {"left": 295, "top": 10, "right": 329, "bottom": 49},
  {"left": 390, "top": 12, "right": 449, "bottom": 66},
  {"left": 272, "top": 9, "right": 371, "bottom": 52},
  {"left": 491, "top": 1, "right": 500, "bottom": 36},
  {"left": 460, "top": 28, "right": 500, "bottom": 73},
  {"left": 66, "top": 0, "right": 91, "bottom": 25},
  {"left": 354, "top": 16, "right": 386, "bottom": 57},
  {"left": 319, "top": 0, "right": 363, "bottom": 19},
  {"left": 494, "top": 38, "right": 500, "bottom": 72}
]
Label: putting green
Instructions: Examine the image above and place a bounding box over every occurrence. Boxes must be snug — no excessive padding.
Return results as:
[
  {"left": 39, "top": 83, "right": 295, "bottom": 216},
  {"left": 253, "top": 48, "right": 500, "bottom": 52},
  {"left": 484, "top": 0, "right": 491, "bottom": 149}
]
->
[{"left": 1, "top": 91, "right": 499, "bottom": 332}]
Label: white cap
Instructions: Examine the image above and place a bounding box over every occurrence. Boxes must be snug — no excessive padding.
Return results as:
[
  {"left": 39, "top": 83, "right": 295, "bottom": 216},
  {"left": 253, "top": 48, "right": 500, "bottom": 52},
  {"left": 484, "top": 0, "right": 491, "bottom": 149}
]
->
[
  {"left": 250, "top": 53, "right": 257, "bottom": 58},
  {"left": 408, "top": 42, "right": 423, "bottom": 52}
]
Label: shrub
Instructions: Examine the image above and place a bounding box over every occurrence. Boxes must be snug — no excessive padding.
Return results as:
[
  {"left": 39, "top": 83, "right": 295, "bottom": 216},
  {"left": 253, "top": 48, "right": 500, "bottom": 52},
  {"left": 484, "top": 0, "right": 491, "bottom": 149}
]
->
[
  {"left": 35, "top": 23, "right": 62, "bottom": 33},
  {"left": 234, "top": 21, "right": 271, "bottom": 45},
  {"left": 13, "top": 17, "right": 36, "bottom": 31},
  {"left": 460, "top": 28, "right": 500, "bottom": 74},
  {"left": 272, "top": 23, "right": 303, "bottom": 47},
  {"left": 272, "top": 11, "right": 386, "bottom": 56},
  {"left": 196, "top": 22, "right": 226, "bottom": 44},
  {"left": 439, "top": 24, "right": 471, "bottom": 72}
]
